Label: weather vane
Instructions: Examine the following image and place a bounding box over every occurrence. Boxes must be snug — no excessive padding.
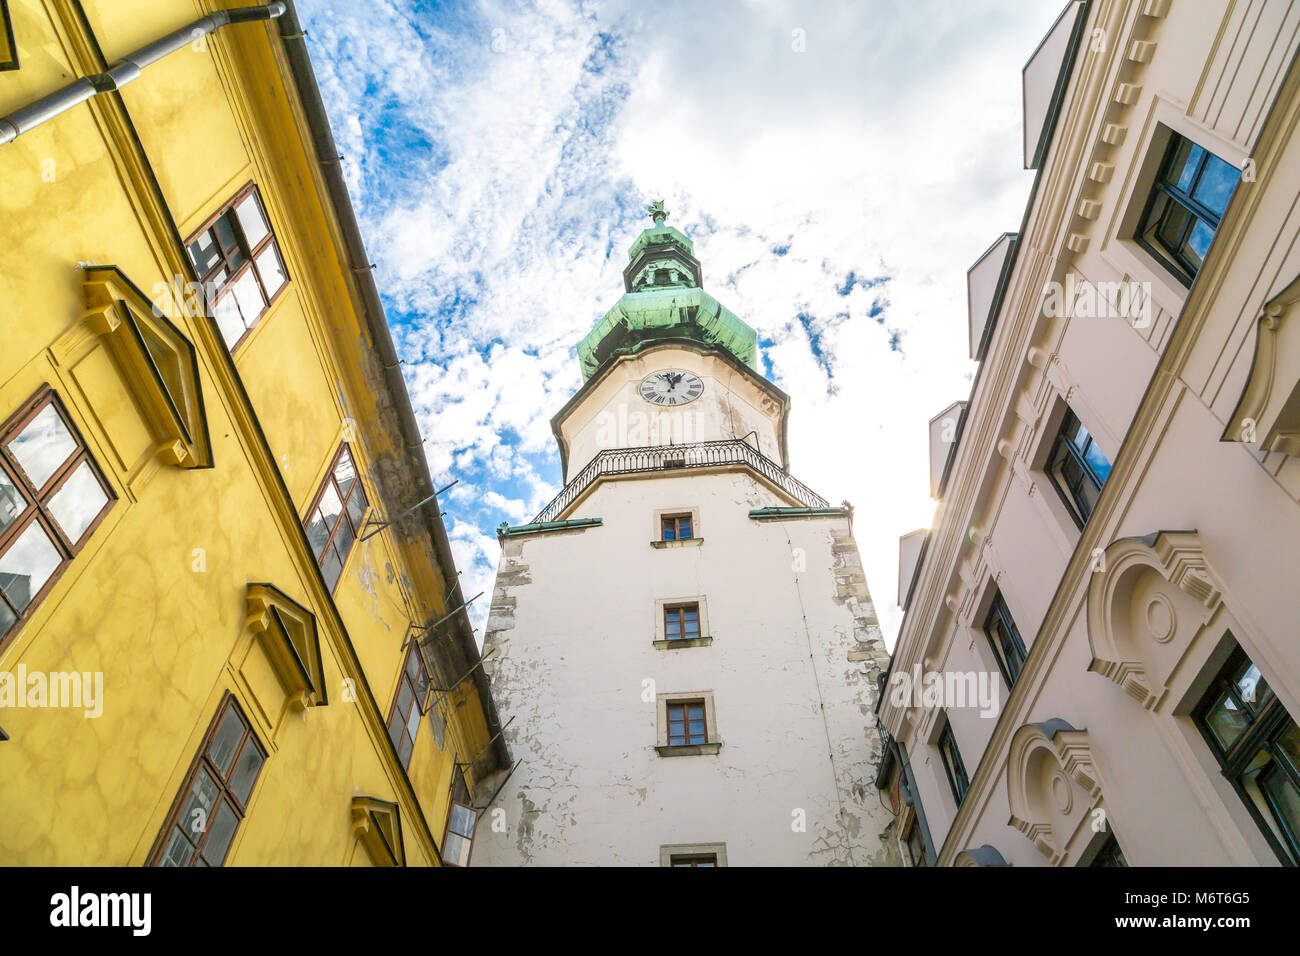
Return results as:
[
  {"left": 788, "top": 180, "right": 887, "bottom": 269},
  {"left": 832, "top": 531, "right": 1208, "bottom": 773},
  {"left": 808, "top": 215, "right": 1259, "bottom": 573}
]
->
[{"left": 647, "top": 199, "right": 668, "bottom": 225}]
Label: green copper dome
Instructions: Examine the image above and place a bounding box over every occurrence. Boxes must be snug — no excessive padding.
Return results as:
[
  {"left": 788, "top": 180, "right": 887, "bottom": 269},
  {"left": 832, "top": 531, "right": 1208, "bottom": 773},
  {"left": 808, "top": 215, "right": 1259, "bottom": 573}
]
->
[{"left": 576, "top": 201, "right": 759, "bottom": 381}]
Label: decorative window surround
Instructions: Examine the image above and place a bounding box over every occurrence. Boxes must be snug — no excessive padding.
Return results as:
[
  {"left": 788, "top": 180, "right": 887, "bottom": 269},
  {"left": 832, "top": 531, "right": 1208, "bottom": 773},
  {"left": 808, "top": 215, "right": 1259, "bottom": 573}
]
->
[
  {"left": 81, "top": 265, "right": 213, "bottom": 469},
  {"left": 660, "top": 843, "right": 727, "bottom": 866},
  {"left": 351, "top": 796, "right": 405, "bottom": 867},
  {"left": 244, "top": 583, "right": 327, "bottom": 712},
  {"left": 1006, "top": 719, "right": 1103, "bottom": 866},
  {"left": 655, "top": 690, "right": 721, "bottom": 756},
  {"left": 653, "top": 596, "right": 711, "bottom": 648},
  {"left": 1085, "top": 531, "right": 1223, "bottom": 710},
  {"left": 1223, "top": 269, "right": 1300, "bottom": 457},
  {"left": 953, "top": 844, "right": 1011, "bottom": 867}
]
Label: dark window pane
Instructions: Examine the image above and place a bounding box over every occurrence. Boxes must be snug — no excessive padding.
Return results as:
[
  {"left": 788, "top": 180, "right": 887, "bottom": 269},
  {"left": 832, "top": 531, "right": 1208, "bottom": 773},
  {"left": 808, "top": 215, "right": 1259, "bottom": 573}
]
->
[
  {"left": 46, "top": 461, "right": 108, "bottom": 545},
  {"left": 345, "top": 484, "right": 367, "bottom": 531},
  {"left": 199, "top": 801, "right": 239, "bottom": 865},
  {"left": 0, "top": 467, "right": 26, "bottom": 535},
  {"left": 321, "top": 546, "right": 343, "bottom": 590},
  {"left": 0, "top": 599, "right": 15, "bottom": 636},
  {"left": 159, "top": 827, "right": 196, "bottom": 867},
  {"left": 213, "top": 215, "right": 243, "bottom": 259},
  {"left": 8, "top": 404, "right": 77, "bottom": 490},
  {"left": 332, "top": 511, "right": 356, "bottom": 563},
  {"left": 188, "top": 232, "right": 221, "bottom": 277},
  {"left": 1155, "top": 201, "right": 1192, "bottom": 251},
  {"left": 679, "top": 518, "right": 692, "bottom": 538},
  {"left": 1259, "top": 763, "right": 1300, "bottom": 852},
  {"left": 206, "top": 708, "right": 245, "bottom": 776},
  {"left": 228, "top": 741, "right": 264, "bottom": 805},
  {"left": 1204, "top": 688, "right": 1251, "bottom": 751},
  {"left": 0, "top": 520, "right": 62, "bottom": 611},
  {"left": 662, "top": 519, "right": 675, "bottom": 541}
]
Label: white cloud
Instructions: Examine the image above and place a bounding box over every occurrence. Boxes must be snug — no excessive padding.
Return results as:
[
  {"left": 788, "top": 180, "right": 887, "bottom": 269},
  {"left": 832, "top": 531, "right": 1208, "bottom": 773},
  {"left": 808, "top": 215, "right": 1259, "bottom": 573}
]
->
[{"left": 300, "top": 0, "right": 1068, "bottom": 644}]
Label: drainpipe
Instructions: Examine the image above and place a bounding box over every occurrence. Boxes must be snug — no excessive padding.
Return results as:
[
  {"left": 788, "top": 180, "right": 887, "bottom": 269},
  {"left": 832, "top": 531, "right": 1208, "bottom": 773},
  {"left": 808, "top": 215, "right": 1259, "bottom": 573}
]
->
[{"left": 0, "top": 2, "right": 287, "bottom": 147}]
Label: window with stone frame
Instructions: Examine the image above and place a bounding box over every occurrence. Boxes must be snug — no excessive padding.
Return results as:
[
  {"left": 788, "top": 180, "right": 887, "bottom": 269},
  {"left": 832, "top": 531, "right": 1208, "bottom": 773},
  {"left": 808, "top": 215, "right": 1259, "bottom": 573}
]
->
[{"left": 938, "top": 717, "right": 971, "bottom": 806}]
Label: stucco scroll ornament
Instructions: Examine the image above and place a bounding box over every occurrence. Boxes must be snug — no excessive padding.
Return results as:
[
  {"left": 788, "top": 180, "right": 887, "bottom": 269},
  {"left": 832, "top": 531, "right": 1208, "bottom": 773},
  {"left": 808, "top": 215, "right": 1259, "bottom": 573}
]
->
[
  {"left": 1223, "top": 269, "right": 1300, "bottom": 456},
  {"left": 1006, "top": 720, "right": 1102, "bottom": 865},
  {"left": 1085, "top": 531, "right": 1222, "bottom": 710}
]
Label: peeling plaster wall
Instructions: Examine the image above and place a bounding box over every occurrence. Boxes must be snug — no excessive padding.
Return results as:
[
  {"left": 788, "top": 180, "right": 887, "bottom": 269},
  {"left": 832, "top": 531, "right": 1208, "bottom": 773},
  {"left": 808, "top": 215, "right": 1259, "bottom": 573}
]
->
[{"left": 478, "top": 470, "right": 898, "bottom": 866}]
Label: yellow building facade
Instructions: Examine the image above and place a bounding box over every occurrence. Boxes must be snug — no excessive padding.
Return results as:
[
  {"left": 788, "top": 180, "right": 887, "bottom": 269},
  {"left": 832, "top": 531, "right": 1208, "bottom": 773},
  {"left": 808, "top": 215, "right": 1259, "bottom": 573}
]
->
[{"left": 0, "top": 0, "right": 506, "bottom": 866}]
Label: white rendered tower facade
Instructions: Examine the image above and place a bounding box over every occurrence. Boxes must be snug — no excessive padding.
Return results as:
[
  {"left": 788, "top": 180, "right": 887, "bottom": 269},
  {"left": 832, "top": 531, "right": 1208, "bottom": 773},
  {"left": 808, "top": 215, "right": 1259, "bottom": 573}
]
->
[{"left": 474, "top": 205, "right": 897, "bottom": 866}]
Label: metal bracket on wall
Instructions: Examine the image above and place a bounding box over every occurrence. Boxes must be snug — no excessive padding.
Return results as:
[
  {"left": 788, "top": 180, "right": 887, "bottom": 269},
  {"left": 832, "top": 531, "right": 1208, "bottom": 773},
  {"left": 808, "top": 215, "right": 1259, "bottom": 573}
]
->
[{"left": 359, "top": 479, "right": 458, "bottom": 541}]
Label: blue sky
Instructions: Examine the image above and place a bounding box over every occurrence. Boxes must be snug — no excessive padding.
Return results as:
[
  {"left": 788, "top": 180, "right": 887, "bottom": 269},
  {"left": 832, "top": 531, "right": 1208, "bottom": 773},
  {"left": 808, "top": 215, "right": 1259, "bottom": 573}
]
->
[{"left": 296, "top": 0, "right": 1066, "bottom": 644}]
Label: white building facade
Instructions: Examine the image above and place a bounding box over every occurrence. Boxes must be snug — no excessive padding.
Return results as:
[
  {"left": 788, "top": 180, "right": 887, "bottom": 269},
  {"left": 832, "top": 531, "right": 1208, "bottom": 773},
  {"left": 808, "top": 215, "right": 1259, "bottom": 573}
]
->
[
  {"left": 880, "top": 0, "right": 1300, "bottom": 867},
  {"left": 475, "top": 206, "right": 898, "bottom": 866}
]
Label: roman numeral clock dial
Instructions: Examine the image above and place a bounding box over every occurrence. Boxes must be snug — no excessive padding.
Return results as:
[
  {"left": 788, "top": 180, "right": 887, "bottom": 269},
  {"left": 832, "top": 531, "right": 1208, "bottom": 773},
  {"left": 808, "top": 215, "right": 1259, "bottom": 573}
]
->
[{"left": 639, "top": 370, "right": 704, "bottom": 406}]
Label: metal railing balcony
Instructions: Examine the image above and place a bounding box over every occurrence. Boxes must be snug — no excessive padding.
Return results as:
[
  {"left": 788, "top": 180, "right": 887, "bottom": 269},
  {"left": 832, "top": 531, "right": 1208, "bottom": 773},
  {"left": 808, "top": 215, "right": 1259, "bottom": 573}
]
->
[{"left": 532, "top": 438, "right": 829, "bottom": 524}]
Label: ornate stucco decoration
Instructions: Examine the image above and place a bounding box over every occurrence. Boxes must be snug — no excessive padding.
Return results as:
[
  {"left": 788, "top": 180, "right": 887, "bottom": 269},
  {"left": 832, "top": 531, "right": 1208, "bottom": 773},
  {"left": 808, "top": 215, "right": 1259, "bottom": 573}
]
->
[
  {"left": 1006, "top": 719, "right": 1102, "bottom": 865},
  {"left": 1085, "top": 531, "right": 1223, "bottom": 710},
  {"left": 954, "top": 844, "right": 1011, "bottom": 867},
  {"left": 245, "top": 583, "right": 328, "bottom": 712},
  {"left": 1223, "top": 269, "right": 1300, "bottom": 456}
]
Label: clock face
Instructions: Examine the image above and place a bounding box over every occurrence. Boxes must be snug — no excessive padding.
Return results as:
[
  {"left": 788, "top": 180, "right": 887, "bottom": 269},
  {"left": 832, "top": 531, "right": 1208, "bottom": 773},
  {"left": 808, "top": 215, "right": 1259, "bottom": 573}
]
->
[{"left": 639, "top": 370, "right": 704, "bottom": 406}]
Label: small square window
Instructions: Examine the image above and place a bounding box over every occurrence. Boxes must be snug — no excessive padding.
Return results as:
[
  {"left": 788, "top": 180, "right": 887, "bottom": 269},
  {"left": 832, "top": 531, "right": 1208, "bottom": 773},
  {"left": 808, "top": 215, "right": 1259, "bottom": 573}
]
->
[
  {"left": 655, "top": 692, "right": 720, "bottom": 755},
  {"left": 661, "top": 513, "right": 693, "bottom": 541},
  {"left": 664, "top": 603, "right": 701, "bottom": 641}
]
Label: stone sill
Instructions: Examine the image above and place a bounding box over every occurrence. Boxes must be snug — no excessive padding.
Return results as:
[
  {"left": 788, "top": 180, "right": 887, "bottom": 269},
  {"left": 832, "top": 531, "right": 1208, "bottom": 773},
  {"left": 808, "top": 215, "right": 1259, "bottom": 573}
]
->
[
  {"left": 650, "top": 537, "right": 703, "bottom": 549},
  {"left": 652, "top": 636, "right": 713, "bottom": 650},
  {"left": 654, "top": 742, "right": 722, "bottom": 757}
]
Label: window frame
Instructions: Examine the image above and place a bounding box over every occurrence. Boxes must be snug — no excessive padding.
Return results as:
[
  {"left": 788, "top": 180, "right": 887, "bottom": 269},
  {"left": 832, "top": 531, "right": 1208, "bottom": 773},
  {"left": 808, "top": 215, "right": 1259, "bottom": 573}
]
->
[
  {"left": 387, "top": 641, "right": 430, "bottom": 770},
  {"left": 666, "top": 699, "right": 708, "bottom": 746},
  {"left": 0, "top": 387, "right": 115, "bottom": 650},
  {"left": 655, "top": 690, "right": 720, "bottom": 756},
  {"left": 442, "top": 765, "right": 479, "bottom": 867},
  {"left": 147, "top": 693, "right": 267, "bottom": 867},
  {"left": 1135, "top": 133, "right": 1239, "bottom": 286},
  {"left": 185, "top": 182, "right": 290, "bottom": 351},
  {"left": 660, "top": 513, "right": 693, "bottom": 541},
  {"left": 1192, "top": 645, "right": 1300, "bottom": 866},
  {"left": 1046, "top": 408, "right": 1109, "bottom": 529},
  {"left": 663, "top": 602, "right": 701, "bottom": 642},
  {"left": 937, "top": 718, "right": 970, "bottom": 807},
  {"left": 984, "top": 590, "right": 1028, "bottom": 689},
  {"left": 0, "top": 0, "right": 19, "bottom": 72},
  {"left": 303, "top": 443, "right": 369, "bottom": 593}
]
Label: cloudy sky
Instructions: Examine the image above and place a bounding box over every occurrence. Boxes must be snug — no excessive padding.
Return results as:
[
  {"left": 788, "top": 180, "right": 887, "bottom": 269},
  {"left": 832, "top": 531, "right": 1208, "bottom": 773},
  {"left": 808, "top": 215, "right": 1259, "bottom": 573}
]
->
[{"left": 297, "top": 0, "right": 1066, "bottom": 646}]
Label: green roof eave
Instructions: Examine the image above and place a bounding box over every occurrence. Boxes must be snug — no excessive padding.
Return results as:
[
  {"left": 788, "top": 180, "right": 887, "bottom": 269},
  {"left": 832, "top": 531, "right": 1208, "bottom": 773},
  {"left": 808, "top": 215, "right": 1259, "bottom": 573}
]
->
[{"left": 576, "top": 287, "right": 759, "bottom": 382}]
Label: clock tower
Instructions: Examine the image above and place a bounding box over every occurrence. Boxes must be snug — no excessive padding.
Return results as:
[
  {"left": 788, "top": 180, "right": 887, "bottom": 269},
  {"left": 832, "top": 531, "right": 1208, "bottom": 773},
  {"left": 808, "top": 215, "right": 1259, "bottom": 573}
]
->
[{"left": 473, "top": 204, "right": 898, "bottom": 867}]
